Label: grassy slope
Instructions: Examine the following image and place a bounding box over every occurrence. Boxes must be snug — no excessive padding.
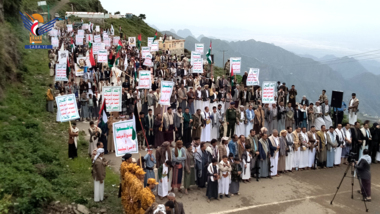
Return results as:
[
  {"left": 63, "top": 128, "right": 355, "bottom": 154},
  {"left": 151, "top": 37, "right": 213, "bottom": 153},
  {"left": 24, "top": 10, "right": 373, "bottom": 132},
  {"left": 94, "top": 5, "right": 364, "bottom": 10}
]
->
[{"left": 0, "top": 15, "right": 122, "bottom": 214}]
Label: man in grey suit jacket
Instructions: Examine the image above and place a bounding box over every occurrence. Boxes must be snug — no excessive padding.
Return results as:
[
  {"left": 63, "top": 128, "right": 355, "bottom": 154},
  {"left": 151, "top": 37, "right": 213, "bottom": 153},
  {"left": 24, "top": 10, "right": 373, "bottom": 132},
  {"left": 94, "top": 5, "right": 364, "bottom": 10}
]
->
[
  {"left": 233, "top": 85, "right": 240, "bottom": 108},
  {"left": 174, "top": 107, "right": 184, "bottom": 140},
  {"left": 178, "top": 84, "right": 188, "bottom": 112},
  {"left": 168, "top": 193, "right": 185, "bottom": 214}
]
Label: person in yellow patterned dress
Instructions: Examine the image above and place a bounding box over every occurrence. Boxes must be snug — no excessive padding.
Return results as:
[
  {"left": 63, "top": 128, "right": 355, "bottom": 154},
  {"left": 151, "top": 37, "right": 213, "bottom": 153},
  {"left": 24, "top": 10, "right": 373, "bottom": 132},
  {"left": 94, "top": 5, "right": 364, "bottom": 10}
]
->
[
  {"left": 121, "top": 163, "right": 138, "bottom": 213},
  {"left": 137, "top": 178, "right": 158, "bottom": 213},
  {"left": 130, "top": 168, "right": 146, "bottom": 213}
]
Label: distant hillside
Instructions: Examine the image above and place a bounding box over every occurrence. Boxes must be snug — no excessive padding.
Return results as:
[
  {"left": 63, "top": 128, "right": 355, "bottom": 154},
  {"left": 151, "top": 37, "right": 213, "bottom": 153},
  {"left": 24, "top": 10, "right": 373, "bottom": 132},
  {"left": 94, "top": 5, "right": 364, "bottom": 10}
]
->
[
  {"left": 177, "top": 29, "right": 196, "bottom": 39},
  {"left": 184, "top": 36, "right": 380, "bottom": 116},
  {"left": 160, "top": 31, "right": 183, "bottom": 39},
  {"left": 360, "top": 60, "right": 380, "bottom": 75},
  {"left": 322, "top": 56, "right": 368, "bottom": 79}
]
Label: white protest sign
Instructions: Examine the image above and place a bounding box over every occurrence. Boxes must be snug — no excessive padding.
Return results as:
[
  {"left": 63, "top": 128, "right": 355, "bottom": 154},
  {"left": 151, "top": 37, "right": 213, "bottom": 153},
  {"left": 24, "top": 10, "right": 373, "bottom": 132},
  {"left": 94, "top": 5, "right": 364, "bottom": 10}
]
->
[
  {"left": 247, "top": 68, "right": 260, "bottom": 86},
  {"left": 158, "top": 81, "right": 174, "bottom": 105},
  {"left": 58, "top": 50, "right": 69, "bottom": 64},
  {"left": 94, "top": 35, "right": 101, "bottom": 43},
  {"left": 262, "top": 81, "right": 276, "bottom": 104},
  {"left": 75, "top": 35, "right": 83, "bottom": 45},
  {"left": 230, "top": 57, "right": 242, "bottom": 74},
  {"left": 93, "top": 43, "right": 104, "bottom": 55},
  {"left": 82, "top": 23, "right": 88, "bottom": 30},
  {"left": 195, "top": 43, "right": 204, "bottom": 55},
  {"left": 51, "top": 37, "right": 59, "bottom": 47},
  {"left": 97, "top": 50, "right": 108, "bottom": 63},
  {"left": 143, "top": 54, "right": 153, "bottom": 67},
  {"left": 138, "top": 70, "right": 151, "bottom": 89},
  {"left": 141, "top": 46, "right": 150, "bottom": 58},
  {"left": 102, "top": 86, "right": 122, "bottom": 112},
  {"left": 148, "top": 37, "right": 154, "bottom": 47},
  {"left": 103, "top": 34, "right": 108, "bottom": 39},
  {"left": 96, "top": 25, "right": 100, "bottom": 32},
  {"left": 191, "top": 51, "right": 203, "bottom": 73},
  {"left": 128, "top": 37, "right": 136, "bottom": 46},
  {"left": 103, "top": 38, "right": 111, "bottom": 47},
  {"left": 67, "top": 24, "right": 73, "bottom": 32},
  {"left": 113, "top": 36, "right": 120, "bottom": 46},
  {"left": 78, "top": 30, "right": 84, "bottom": 37},
  {"left": 113, "top": 120, "right": 138, "bottom": 156},
  {"left": 55, "top": 64, "right": 68, "bottom": 81},
  {"left": 86, "top": 34, "right": 93, "bottom": 43},
  {"left": 55, "top": 94, "right": 80, "bottom": 122},
  {"left": 150, "top": 41, "right": 159, "bottom": 52}
]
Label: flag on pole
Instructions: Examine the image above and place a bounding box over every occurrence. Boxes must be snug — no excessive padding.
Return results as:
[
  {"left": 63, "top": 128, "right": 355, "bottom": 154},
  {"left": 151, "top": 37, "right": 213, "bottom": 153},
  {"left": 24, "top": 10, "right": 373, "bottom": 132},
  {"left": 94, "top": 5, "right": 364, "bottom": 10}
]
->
[
  {"left": 67, "top": 57, "right": 70, "bottom": 78},
  {"left": 89, "top": 47, "right": 95, "bottom": 66},
  {"left": 137, "top": 34, "right": 142, "bottom": 50},
  {"left": 152, "top": 31, "right": 157, "bottom": 43},
  {"left": 206, "top": 41, "right": 212, "bottom": 64},
  {"left": 230, "top": 64, "right": 234, "bottom": 87},
  {"left": 162, "top": 34, "right": 167, "bottom": 43},
  {"left": 115, "top": 51, "right": 120, "bottom": 66},
  {"left": 98, "top": 98, "right": 108, "bottom": 125},
  {"left": 116, "top": 40, "right": 122, "bottom": 52}
]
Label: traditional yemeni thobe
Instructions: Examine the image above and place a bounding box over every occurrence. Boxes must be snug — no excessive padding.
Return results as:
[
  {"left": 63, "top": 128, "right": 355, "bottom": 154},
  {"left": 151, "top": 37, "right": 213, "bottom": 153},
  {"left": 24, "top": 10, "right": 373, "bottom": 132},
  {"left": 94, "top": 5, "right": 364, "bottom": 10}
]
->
[
  {"left": 292, "top": 131, "right": 301, "bottom": 169},
  {"left": 323, "top": 104, "right": 333, "bottom": 129},
  {"left": 269, "top": 136, "right": 279, "bottom": 176},
  {"left": 258, "top": 139, "right": 269, "bottom": 177},
  {"left": 211, "top": 110, "right": 220, "bottom": 140},
  {"left": 201, "top": 111, "right": 211, "bottom": 142},
  {"left": 299, "top": 131, "right": 309, "bottom": 169},
  {"left": 285, "top": 133, "right": 294, "bottom": 171},
  {"left": 206, "top": 164, "right": 219, "bottom": 199},
  {"left": 327, "top": 131, "right": 336, "bottom": 168},
  {"left": 218, "top": 160, "right": 231, "bottom": 195},
  {"left": 308, "top": 132, "right": 318, "bottom": 168},
  {"left": 235, "top": 110, "right": 246, "bottom": 137},
  {"left": 313, "top": 106, "right": 325, "bottom": 131},
  {"left": 195, "top": 90, "right": 202, "bottom": 111},
  {"left": 246, "top": 109, "right": 255, "bottom": 137},
  {"left": 241, "top": 151, "right": 252, "bottom": 179},
  {"left": 334, "top": 128, "right": 344, "bottom": 165},
  {"left": 348, "top": 98, "right": 359, "bottom": 125},
  {"left": 202, "top": 89, "right": 210, "bottom": 111},
  {"left": 158, "top": 163, "right": 169, "bottom": 197}
]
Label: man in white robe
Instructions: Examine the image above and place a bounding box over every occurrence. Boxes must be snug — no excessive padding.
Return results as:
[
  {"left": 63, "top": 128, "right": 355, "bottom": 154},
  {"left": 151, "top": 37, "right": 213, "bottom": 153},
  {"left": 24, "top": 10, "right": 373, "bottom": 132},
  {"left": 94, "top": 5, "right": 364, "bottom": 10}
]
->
[
  {"left": 269, "top": 130, "right": 280, "bottom": 176},
  {"left": 211, "top": 106, "right": 221, "bottom": 140},
  {"left": 246, "top": 105, "right": 255, "bottom": 138},
  {"left": 299, "top": 127, "right": 309, "bottom": 170},
  {"left": 235, "top": 106, "right": 247, "bottom": 137},
  {"left": 313, "top": 101, "right": 325, "bottom": 131},
  {"left": 334, "top": 124, "right": 344, "bottom": 166},
  {"left": 201, "top": 85, "right": 210, "bottom": 111},
  {"left": 322, "top": 99, "right": 332, "bottom": 129},
  {"left": 201, "top": 107, "right": 212, "bottom": 142},
  {"left": 286, "top": 127, "right": 294, "bottom": 171},
  {"left": 195, "top": 86, "right": 203, "bottom": 112},
  {"left": 308, "top": 126, "right": 318, "bottom": 168},
  {"left": 241, "top": 146, "right": 252, "bottom": 181},
  {"left": 218, "top": 156, "right": 232, "bottom": 198},
  {"left": 348, "top": 93, "right": 359, "bottom": 125}
]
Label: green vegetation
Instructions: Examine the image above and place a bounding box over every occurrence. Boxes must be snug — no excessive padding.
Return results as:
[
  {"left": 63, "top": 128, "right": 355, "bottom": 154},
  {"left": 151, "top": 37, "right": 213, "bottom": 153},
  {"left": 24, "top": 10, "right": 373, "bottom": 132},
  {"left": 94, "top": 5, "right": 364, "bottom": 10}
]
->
[{"left": 213, "top": 66, "right": 242, "bottom": 82}]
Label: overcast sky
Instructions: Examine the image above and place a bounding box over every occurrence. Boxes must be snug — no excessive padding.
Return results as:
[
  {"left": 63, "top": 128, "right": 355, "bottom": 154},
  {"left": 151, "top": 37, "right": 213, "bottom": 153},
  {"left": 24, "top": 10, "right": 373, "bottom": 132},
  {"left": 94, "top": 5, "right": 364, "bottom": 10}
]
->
[{"left": 100, "top": 0, "right": 380, "bottom": 58}]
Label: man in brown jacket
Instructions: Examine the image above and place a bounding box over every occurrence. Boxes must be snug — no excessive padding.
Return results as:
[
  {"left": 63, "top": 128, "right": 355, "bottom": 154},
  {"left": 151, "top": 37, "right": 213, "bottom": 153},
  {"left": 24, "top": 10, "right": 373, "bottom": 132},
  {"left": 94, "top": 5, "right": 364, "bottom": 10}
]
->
[
  {"left": 307, "top": 126, "right": 318, "bottom": 169},
  {"left": 192, "top": 109, "right": 202, "bottom": 139},
  {"left": 178, "top": 83, "right": 188, "bottom": 112},
  {"left": 92, "top": 148, "right": 109, "bottom": 202}
]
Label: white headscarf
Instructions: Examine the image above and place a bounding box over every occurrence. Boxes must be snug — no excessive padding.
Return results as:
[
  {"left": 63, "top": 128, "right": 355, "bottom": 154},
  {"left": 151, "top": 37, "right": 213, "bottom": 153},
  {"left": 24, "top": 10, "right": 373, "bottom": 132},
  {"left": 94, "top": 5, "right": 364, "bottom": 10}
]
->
[
  {"left": 153, "top": 204, "right": 166, "bottom": 214},
  {"left": 93, "top": 148, "right": 104, "bottom": 163}
]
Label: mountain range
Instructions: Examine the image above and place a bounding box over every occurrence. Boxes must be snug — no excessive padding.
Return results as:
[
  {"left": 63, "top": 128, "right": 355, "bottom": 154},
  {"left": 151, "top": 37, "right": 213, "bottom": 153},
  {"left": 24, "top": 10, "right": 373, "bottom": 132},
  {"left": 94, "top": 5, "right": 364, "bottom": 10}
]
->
[{"left": 163, "top": 29, "right": 380, "bottom": 117}]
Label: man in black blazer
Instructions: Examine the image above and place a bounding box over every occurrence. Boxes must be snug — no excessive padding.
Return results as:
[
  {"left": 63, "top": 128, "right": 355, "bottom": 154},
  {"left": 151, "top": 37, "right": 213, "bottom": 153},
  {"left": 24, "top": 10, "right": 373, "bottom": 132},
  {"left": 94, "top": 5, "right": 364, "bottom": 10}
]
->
[
  {"left": 293, "top": 105, "right": 303, "bottom": 128},
  {"left": 350, "top": 121, "right": 363, "bottom": 160},
  {"left": 144, "top": 109, "right": 155, "bottom": 147}
]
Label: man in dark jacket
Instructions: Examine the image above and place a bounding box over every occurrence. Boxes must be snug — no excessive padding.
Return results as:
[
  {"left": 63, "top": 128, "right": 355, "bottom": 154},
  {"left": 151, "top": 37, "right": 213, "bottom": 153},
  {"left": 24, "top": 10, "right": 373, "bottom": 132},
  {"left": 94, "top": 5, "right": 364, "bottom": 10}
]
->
[
  {"left": 350, "top": 121, "right": 363, "bottom": 160},
  {"left": 167, "top": 193, "right": 185, "bottom": 214},
  {"left": 293, "top": 105, "right": 303, "bottom": 128},
  {"left": 354, "top": 149, "right": 372, "bottom": 201},
  {"left": 369, "top": 123, "right": 379, "bottom": 163}
]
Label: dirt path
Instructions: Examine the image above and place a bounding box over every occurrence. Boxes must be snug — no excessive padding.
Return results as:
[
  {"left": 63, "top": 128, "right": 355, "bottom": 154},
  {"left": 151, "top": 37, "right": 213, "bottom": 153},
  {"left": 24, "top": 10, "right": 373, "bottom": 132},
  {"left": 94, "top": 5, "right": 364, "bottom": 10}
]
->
[{"left": 50, "top": 0, "right": 70, "bottom": 20}]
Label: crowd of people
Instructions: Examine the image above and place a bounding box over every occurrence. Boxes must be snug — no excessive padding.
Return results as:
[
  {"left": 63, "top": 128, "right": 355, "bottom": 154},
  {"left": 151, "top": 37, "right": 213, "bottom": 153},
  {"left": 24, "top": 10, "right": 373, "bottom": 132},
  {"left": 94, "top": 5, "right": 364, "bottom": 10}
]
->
[{"left": 45, "top": 20, "right": 379, "bottom": 213}]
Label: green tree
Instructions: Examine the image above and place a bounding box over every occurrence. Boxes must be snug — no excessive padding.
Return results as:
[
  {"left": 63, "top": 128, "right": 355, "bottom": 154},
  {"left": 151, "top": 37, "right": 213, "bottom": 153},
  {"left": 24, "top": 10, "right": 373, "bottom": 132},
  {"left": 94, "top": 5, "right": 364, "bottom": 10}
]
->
[
  {"left": 114, "top": 11, "right": 120, "bottom": 15},
  {"left": 138, "top": 14, "right": 146, "bottom": 20}
]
